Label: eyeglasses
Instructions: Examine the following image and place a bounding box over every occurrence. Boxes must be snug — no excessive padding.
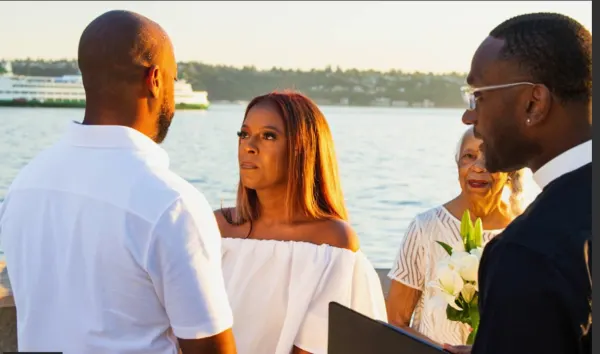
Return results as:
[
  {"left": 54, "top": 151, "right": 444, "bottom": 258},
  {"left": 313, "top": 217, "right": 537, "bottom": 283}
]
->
[{"left": 460, "top": 82, "right": 535, "bottom": 111}]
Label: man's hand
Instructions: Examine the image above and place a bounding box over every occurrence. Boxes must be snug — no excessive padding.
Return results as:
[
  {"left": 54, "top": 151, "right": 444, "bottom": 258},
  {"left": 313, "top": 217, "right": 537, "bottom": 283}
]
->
[{"left": 443, "top": 344, "right": 471, "bottom": 354}]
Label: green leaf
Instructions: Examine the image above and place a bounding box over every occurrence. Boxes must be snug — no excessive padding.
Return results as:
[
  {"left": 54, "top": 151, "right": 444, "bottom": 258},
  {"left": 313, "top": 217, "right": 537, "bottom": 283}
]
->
[
  {"left": 446, "top": 292, "right": 481, "bottom": 344},
  {"left": 435, "top": 241, "right": 454, "bottom": 256},
  {"left": 468, "top": 304, "right": 480, "bottom": 329},
  {"left": 472, "top": 218, "right": 483, "bottom": 248},
  {"left": 466, "top": 295, "right": 480, "bottom": 344},
  {"left": 446, "top": 303, "right": 466, "bottom": 322},
  {"left": 460, "top": 209, "right": 472, "bottom": 242},
  {"left": 446, "top": 296, "right": 470, "bottom": 323},
  {"left": 446, "top": 293, "right": 481, "bottom": 325},
  {"left": 466, "top": 327, "right": 478, "bottom": 345},
  {"left": 460, "top": 209, "right": 475, "bottom": 250}
]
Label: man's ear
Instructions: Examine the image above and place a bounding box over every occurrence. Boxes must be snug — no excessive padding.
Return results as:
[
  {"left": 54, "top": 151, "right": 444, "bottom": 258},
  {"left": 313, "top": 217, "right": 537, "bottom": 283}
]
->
[
  {"left": 525, "top": 84, "right": 552, "bottom": 127},
  {"left": 145, "top": 65, "right": 161, "bottom": 98}
]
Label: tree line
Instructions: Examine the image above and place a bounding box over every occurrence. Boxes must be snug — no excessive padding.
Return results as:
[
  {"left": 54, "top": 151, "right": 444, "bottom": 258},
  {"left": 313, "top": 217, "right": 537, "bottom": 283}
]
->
[{"left": 3, "top": 59, "right": 468, "bottom": 108}]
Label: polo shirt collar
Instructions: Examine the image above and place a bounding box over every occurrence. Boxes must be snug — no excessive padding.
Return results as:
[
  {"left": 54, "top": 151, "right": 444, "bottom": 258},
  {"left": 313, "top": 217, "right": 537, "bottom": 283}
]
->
[{"left": 62, "top": 121, "right": 170, "bottom": 167}]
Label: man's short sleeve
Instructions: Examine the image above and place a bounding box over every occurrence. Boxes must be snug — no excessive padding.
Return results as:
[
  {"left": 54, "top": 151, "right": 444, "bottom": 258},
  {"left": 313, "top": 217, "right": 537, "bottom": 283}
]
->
[{"left": 145, "top": 192, "right": 233, "bottom": 339}]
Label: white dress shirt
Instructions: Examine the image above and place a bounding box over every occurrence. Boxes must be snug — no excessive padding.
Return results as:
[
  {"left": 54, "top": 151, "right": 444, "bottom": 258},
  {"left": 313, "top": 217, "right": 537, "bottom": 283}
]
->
[
  {"left": 0, "top": 122, "right": 233, "bottom": 354},
  {"left": 533, "top": 140, "right": 592, "bottom": 189}
]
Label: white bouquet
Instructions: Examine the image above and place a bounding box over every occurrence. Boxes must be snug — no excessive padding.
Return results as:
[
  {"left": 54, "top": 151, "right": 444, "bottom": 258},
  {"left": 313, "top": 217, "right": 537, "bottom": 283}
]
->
[{"left": 428, "top": 209, "right": 485, "bottom": 345}]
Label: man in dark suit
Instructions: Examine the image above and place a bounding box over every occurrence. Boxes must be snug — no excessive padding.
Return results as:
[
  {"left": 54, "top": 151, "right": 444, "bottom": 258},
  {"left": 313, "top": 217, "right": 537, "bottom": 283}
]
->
[{"left": 445, "top": 12, "right": 592, "bottom": 354}]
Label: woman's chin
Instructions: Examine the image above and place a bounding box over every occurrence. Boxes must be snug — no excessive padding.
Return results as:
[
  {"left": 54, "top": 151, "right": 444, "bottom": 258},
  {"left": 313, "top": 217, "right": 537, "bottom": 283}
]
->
[
  {"left": 241, "top": 182, "right": 258, "bottom": 190},
  {"left": 240, "top": 179, "right": 266, "bottom": 191},
  {"left": 464, "top": 187, "right": 494, "bottom": 202},
  {"left": 466, "top": 186, "right": 491, "bottom": 194}
]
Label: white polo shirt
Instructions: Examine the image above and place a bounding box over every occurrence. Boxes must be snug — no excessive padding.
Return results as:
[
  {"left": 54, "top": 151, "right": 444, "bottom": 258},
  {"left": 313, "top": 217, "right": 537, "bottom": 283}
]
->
[{"left": 0, "top": 122, "right": 233, "bottom": 354}]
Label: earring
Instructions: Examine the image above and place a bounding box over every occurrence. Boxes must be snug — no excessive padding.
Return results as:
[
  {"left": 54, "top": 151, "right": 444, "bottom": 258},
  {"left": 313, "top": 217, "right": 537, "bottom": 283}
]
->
[{"left": 526, "top": 118, "right": 532, "bottom": 125}]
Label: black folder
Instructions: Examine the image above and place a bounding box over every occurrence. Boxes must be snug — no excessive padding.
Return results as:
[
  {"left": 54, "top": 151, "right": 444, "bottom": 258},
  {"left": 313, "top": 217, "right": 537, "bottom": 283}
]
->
[{"left": 328, "top": 302, "right": 449, "bottom": 354}]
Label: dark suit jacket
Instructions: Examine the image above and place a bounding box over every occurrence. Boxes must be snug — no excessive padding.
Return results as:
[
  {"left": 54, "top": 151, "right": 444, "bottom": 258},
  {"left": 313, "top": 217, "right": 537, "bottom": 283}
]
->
[{"left": 472, "top": 163, "right": 592, "bottom": 354}]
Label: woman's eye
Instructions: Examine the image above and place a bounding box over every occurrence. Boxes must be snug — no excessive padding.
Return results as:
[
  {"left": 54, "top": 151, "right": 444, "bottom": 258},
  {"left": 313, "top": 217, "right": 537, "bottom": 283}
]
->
[
  {"left": 263, "top": 132, "right": 277, "bottom": 140},
  {"left": 237, "top": 131, "right": 249, "bottom": 139},
  {"left": 462, "top": 153, "right": 476, "bottom": 161}
]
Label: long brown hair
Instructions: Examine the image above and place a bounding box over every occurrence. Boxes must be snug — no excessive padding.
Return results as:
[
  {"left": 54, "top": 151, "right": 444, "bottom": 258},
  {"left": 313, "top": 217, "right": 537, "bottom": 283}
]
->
[{"left": 223, "top": 91, "right": 348, "bottom": 225}]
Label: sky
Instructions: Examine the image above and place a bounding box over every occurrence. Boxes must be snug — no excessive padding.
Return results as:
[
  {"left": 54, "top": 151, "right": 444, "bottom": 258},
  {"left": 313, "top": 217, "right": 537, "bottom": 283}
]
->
[{"left": 0, "top": 1, "right": 592, "bottom": 74}]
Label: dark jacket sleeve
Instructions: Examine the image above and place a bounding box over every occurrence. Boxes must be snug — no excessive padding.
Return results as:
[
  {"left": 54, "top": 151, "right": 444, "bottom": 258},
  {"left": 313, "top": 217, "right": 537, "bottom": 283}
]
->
[{"left": 472, "top": 241, "right": 576, "bottom": 354}]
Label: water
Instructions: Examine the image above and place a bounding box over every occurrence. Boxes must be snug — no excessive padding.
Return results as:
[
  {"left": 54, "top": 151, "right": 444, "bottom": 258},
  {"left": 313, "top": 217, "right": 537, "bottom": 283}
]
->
[{"left": 1, "top": 105, "right": 480, "bottom": 267}]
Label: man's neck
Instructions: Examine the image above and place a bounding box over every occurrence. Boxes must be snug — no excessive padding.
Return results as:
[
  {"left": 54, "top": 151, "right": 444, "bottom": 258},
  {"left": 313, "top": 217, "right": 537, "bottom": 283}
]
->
[
  {"left": 530, "top": 105, "right": 591, "bottom": 173},
  {"left": 530, "top": 132, "right": 591, "bottom": 173},
  {"left": 82, "top": 108, "right": 126, "bottom": 126},
  {"left": 82, "top": 108, "right": 157, "bottom": 141}
]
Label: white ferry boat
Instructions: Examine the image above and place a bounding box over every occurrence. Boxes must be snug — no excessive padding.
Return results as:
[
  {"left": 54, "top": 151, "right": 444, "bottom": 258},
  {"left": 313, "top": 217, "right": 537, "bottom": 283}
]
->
[{"left": 0, "top": 62, "right": 210, "bottom": 109}]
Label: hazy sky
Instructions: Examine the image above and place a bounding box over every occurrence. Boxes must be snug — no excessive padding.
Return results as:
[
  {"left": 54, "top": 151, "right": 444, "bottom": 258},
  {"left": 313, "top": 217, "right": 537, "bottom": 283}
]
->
[{"left": 0, "top": 1, "right": 591, "bottom": 73}]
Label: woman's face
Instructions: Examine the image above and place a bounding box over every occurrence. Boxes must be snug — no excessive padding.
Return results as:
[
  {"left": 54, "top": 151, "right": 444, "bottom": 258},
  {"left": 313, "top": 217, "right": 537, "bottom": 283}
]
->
[
  {"left": 457, "top": 130, "right": 509, "bottom": 202},
  {"left": 237, "top": 103, "right": 288, "bottom": 190}
]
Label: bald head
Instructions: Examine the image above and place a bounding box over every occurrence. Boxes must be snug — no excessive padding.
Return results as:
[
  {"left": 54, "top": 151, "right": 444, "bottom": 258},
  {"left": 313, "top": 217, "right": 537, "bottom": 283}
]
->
[
  {"left": 78, "top": 10, "right": 172, "bottom": 89},
  {"left": 79, "top": 10, "right": 177, "bottom": 143}
]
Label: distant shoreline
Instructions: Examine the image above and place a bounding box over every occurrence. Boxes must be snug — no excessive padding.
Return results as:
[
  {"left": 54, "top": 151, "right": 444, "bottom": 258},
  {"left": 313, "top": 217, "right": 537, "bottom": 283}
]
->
[
  {"left": 0, "top": 102, "right": 466, "bottom": 110},
  {"left": 2, "top": 59, "right": 468, "bottom": 109},
  {"left": 209, "top": 100, "right": 466, "bottom": 110}
]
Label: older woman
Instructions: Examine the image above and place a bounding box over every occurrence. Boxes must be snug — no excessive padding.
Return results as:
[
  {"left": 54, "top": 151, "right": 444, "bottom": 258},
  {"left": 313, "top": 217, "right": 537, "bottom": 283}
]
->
[
  {"left": 214, "top": 91, "right": 387, "bottom": 354},
  {"left": 386, "top": 126, "right": 530, "bottom": 347}
]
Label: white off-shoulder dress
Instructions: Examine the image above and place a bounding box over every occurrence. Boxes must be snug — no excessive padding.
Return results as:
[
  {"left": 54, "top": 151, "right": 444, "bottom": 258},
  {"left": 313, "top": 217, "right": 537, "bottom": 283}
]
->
[
  {"left": 388, "top": 206, "right": 501, "bottom": 345},
  {"left": 221, "top": 238, "right": 388, "bottom": 354}
]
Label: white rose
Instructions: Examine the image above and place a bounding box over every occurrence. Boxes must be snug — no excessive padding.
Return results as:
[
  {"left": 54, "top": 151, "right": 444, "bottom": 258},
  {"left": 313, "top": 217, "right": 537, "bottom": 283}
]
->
[
  {"left": 450, "top": 251, "right": 480, "bottom": 282},
  {"left": 461, "top": 283, "right": 477, "bottom": 303},
  {"left": 431, "top": 261, "right": 464, "bottom": 310},
  {"left": 449, "top": 251, "right": 470, "bottom": 265},
  {"left": 437, "top": 258, "right": 455, "bottom": 271},
  {"left": 470, "top": 247, "right": 483, "bottom": 260},
  {"left": 468, "top": 247, "right": 484, "bottom": 289},
  {"left": 460, "top": 255, "right": 480, "bottom": 282}
]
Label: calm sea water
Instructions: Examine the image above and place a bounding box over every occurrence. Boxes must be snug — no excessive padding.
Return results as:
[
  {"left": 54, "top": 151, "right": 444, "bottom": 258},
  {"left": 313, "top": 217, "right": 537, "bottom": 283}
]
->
[{"left": 0, "top": 104, "right": 505, "bottom": 267}]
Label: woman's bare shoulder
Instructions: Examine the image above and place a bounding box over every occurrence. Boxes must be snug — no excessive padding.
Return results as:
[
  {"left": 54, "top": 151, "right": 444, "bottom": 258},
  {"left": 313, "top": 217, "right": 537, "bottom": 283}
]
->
[{"left": 310, "top": 218, "right": 360, "bottom": 252}]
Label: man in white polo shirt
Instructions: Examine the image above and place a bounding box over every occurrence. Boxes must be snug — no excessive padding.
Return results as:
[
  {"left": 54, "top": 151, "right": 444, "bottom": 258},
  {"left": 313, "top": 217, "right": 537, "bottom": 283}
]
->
[{"left": 0, "top": 10, "right": 236, "bottom": 354}]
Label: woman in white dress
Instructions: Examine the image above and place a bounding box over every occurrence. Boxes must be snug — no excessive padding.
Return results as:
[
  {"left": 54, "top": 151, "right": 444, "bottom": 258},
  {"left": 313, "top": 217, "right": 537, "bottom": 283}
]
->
[
  {"left": 214, "top": 91, "right": 387, "bottom": 354},
  {"left": 386, "top": 126, "right": 532, "bottom": 348}
]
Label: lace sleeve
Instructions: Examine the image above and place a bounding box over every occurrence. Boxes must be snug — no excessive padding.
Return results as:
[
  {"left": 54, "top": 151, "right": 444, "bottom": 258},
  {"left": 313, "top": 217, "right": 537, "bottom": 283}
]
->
[{"left": 387, "top": 216, "right": 425, "bottom": 290}]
